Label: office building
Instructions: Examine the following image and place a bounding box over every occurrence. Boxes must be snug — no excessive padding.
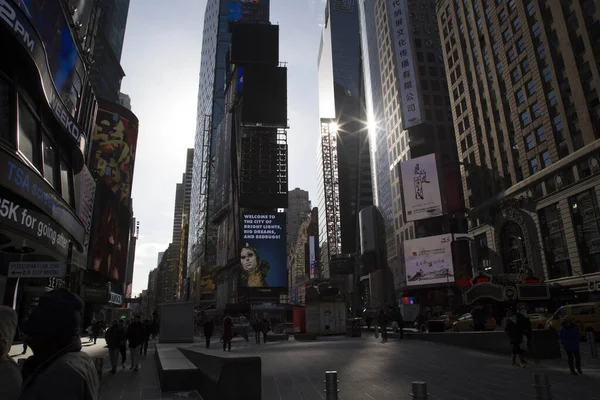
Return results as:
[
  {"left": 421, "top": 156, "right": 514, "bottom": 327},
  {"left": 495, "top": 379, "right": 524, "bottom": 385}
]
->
[
  {"left": 438, "top": 0, "right": 600, "bottom": 300},
  {"left": 118, "top": 92, "right": 132, "bottom": 110},
  {"left": 172, "top": 182, "right": 184, "bottom": 245},
  {"left": 188, "top": 0, "right": 271, "bottom": 296},
  {"left": 316, "top": 0, "right": 373, "bottom": 278},
  {"left": 287, "top": 188, "right": 312, "bottom": 252}
]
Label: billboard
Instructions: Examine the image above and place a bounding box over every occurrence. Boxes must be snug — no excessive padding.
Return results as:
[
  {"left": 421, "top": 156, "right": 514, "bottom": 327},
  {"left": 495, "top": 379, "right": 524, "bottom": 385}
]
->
[
  {"left": 240, "top": 212, "right": 286, "bottom": 288},
  {"left": 88, "top": 182, "right": 129, "bottom": 282},
  {"left": 399, "top": 154, "right": 442, "bottom": 222},
  {"left": 73, "top": 165, "right": 96, "bottom": 252},
  {"left": 404, "top": 234, "right": 454, "bottom": 286},
  {"left": 91, "top": 101, "right": 139, "bottom": 207},
  {"left": 309, "top": 235, "right": 316, "bottom": 279},
  {"left": 214, "top": 113, "right": 232, "bottom": 214},
  {"left": 231, "top": 24, "right": 279, "bottom": 66},
  {"left": 387, "top": 0, "right": 423, "bottom": 130},
  {"left": 240, "top": 65, "right": 287, "bottom": 126}
]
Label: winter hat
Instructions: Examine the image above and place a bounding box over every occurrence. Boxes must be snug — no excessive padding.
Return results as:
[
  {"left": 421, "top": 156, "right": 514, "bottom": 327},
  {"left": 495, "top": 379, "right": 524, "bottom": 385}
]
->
[
  {"left": 22, "top": 288, "right": 83, "bottom": 339},
  {"left": 0, "top": 306, "right": 17, "bottom": 355}
]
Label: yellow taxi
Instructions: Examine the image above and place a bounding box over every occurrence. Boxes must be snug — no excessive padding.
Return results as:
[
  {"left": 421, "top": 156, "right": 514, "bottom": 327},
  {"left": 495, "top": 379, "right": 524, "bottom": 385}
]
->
[
  {"left": 528, "top": 313, "right": 552, "bottom": 330},
  {"left": 452, "top": 313, "right": 496, "bottom": 332},
  {"left": 545, "top": 302, "right": 600, "bottom": 339}
]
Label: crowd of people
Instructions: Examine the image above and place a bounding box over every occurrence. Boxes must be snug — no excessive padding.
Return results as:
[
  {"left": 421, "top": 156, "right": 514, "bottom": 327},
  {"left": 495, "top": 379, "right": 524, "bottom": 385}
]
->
[{"left": 199, "top": 314, "right": 272, "bottom": 351}]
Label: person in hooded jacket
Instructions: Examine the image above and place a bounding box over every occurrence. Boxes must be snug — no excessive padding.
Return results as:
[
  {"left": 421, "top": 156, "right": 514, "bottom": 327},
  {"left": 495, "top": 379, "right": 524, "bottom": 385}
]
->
[
  {"left": 0, "top": 306, "right": 22, "bottom": 400},
  {"left": 20, "top": 288, "right": 99, "bottom": 400},
  {"left": 104, "top": 320, "right": 122, "bottom": 374},
  {"left": 559, "top": 317, "right": 583, "bottom": 375}
]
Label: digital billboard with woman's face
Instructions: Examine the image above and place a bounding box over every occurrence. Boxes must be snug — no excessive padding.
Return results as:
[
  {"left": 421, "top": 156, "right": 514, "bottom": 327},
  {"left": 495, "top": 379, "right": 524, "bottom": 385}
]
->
[{"left": 239, "top": 212, "right": 286, "bottom": 288}]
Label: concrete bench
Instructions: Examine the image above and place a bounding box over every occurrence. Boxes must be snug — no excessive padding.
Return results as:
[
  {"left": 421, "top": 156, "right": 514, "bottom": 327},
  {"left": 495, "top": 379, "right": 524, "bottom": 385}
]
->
[
  {"left": 155, "top": 344, "right": 199, "bottom": 392},
  {"left": 179, "top": 348, "right": 261, "bottom": 400},
  {"left": 266, "top": 333, "right": 289, "bottom": 342}
]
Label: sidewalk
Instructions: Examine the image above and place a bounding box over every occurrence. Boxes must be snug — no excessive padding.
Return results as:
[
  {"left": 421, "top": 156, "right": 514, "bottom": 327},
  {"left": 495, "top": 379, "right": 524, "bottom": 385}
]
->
[{"left": 99, "top": 341, "right": 202, "bottom": 400}]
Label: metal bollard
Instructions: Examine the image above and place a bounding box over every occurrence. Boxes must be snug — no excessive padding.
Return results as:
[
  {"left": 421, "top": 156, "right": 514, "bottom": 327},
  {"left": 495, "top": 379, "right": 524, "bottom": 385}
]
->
[
  {"left": 324, "top": 371, "right": 339, "bottom": 400},
  {"left": 411, "top": 381, "right": 429, "bottom": 399},
  {"left": 533, "top": 372, "right": 552, "bottom": 400},
  {"left": 587, "top": 331, "right": 598, "bottom": 359}
]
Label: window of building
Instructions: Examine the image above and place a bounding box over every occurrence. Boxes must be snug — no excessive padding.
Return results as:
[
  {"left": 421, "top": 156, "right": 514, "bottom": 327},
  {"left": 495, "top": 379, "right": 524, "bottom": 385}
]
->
[
  {"left": 570, "top": 190, "right": 600, "bottom": 275},
  {"left": 541, "top": 151, "right": 552, "bottom": 168},
  {"left": 547, "top": 89, "right": 557, "bottom": 107},
  {"left": 511, "top": 67, "right": 521, "bottom": 82},
  {"left": 521, "top": 58, "right": 530, "bottom": 73},
  {"left": 512, "top": 18, "right": 521, "bottom": 31},
  {"left": 499, "top": 9, "right": 507, "bottom": 23},
  {"left": 503, "top": 27, "right": 512, "bottom": 41},
  {"left": 526, "top": 80, "right": 536, "bottom": 95},
  {"left": 537, "top": 43, "right": 546, "bottom": 58},
  {"left": 531, "top": 103, "right": 541, "bottom": 119},
  {"left": 539, "top": 204, "right": 572, "bottom": 279},
  {"left": 475, "top": 233, "right": 491, "bottom": 271},
  {"left": 527, "top": 0, "right": 536, "bottom": 16},
  {"left": 18, "top": 100, "right": 41, "bottom": 169},
  {"left": 507, "top": 47, "right": 516, "bottom": 62},
  {"left": 542, "top": 66, "right": 552, "bottom": 82},
  {"left": 60, "top": 159, "right": 73, "bottom": 207},
  {"left": 553, "top": 115, "right": 564, "bottom": 133},
  {"left": 516, "top": 88, "right": 525, "bottom": 104},
  {"left": 0, "top": 77, "right": 11, "bottom": 143},
  {"left": 537, "top": 126, "right": 546, "bottom": 142},
  {"left": 521, "top": 110, "right": 531, "bottom": 126},
  {"left": 42, "top": 135, "right": 57, "bottom": 188},
  {"left": 525, "top": 134, "right": 535, "bottom": 150},
  {"left": 517, "top": 38, "right": 526, "bottom": 52},
  {"left": 529, "top": 156, "right": 539, "bottom": 173}
]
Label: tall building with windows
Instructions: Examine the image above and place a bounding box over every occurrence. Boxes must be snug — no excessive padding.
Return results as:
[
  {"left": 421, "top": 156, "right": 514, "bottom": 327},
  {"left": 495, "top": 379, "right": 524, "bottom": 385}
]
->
[
  {"left": 287, "top": 188, "right": 311, "bottom": 252},
  {"left": 188, "top": 0, "right": 270, "bottom": 294},
  {"left": 316, "top": 0, "right": 373, "bottom": 278},
  {"left": 172, "top": 182, "right": 184, "bottom": 245},
  {"left": 438, "top": 0, "right": 600, "bottom": 300},
  {"left": 367, "top": 0, "right": 462, "bottom": 297}
]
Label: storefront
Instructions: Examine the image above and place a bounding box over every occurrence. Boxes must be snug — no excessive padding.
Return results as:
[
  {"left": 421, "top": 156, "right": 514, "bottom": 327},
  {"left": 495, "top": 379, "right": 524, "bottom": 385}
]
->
[{"left": 0, "top": 1, "right": 95, "bottom": 321}]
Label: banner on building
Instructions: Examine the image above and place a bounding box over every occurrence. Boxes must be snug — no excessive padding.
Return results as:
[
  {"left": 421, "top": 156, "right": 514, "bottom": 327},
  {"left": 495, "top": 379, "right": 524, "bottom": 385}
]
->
[
  {"left": 387, "top": 0, "right": 423, "bottom": 130},
  {"left": 240, "top": 212, "right": 287, "bottom": 288},
  {"left": 8, "top": 262, "right": 67, "bottom": 278},
  {"left": 404, "top": 234, "right": 454, "bottom": 286},
  {"left": 309, "top": 235, "right": 316, "bottom": 279},
  {"left": 74, "top": 165, "right": 96, "bottom": 252},
  {"left": 399, "top": 153, "right": 442, "bottom": 221}
]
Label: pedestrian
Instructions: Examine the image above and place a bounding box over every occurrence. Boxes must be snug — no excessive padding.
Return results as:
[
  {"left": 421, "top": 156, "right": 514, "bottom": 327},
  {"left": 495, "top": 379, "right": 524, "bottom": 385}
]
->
[
  {"left": 19, "top": 288, "right": 99, "bottom": 399},
  {"left": 505, "top": 309, "right": 525, "bottom": 367},
  {"left": 378, "top": 309, "right": 388, "bottom": 343},
  {"left": 222, "top": 315, "right": 233, "bottom": 352},
  {"left": 396, "top": 308, "right": 404, "bottom": 339},
  {"left": 202, "top": 316, "right": 214, "bottom": 349},
  {"left": 140, "top": 320, "right": 151, "bottom": 356},
  {"left": 91, "top": 319, "right": 101, "bottom": 345},
  {"left": 518, "top": 310, "right": 538, "bottom": 363},
  {"left": 126, "top": 315, "right": 145, "bottom": 371},
  {"left": 253, "top": 318, "right": 261, "bottom": 344},
  {"left": 559, "top": 318, "right": 583, "bottom": 375},
  {"left": 105, "top": 320, "right": 122, "bottom": 374},
  {"left": 0, "top": 306, "right": 22, "bottom": 400},
  {"left": 261, "top": 318, "right": 270, "bottom": 344},
  {"left": 365, "top": 315, "right": 373, "bottom": 330},
  {"left": 118, "top": 319, "right": 128, "bottom": 369}
]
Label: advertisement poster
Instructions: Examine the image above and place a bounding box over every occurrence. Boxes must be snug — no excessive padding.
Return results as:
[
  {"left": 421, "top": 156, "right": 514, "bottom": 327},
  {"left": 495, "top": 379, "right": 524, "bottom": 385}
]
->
[
  {"left": 404, "top": 234, "right": 455, "bottom": 286},
  {"left": 309, "top": 235, "right": 316, "bottom": 279},
  {"left": 399, "top": 153, "right": 442, "bottom": 221},
  {"left": 17, "top": 0, "right": 85, "bottom": 116},
  {"left": 91, "top": 101, "right": 139, "bottom": 207},
  {"left": 74, "top": 165, "right": 96, "bottom": 251},
  {"left": 240, "top": 212, "right": 286, "bottom": 288},
  {"left": 387, "top": 0, "right": 423, "bottom": 130}
]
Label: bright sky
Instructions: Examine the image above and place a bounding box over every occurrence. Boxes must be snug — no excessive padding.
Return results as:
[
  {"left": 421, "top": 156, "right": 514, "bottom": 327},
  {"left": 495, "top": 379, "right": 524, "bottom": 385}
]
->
[{"left": 121, "top": 0, "right": 325, "bottom": 295}]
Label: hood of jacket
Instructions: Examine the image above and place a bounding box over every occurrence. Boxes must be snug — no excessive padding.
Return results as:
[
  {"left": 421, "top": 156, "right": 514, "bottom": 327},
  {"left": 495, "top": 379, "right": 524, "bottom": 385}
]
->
[{"left": 0, "top": 306, "right": 18, "bottom": 355}]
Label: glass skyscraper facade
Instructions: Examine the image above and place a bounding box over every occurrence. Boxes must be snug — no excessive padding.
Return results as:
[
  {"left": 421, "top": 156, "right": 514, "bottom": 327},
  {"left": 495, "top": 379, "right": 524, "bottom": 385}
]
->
[
  {"left": 188, "top": 0, "right": 270, "bottom": 287},
  {"left": 316, "top": 0, "right": 372, "bottom": 277}
]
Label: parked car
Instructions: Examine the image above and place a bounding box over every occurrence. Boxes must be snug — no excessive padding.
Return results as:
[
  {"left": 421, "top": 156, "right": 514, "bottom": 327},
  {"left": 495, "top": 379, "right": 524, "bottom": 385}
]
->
[
  {"left": 452, "top": 313, "right": 495, "bottom": 332},
  {"left": 545, "top": 302, "right": 600, "bottom": 340},
  {"left": 431, "top": 313, "right": 459, "bottom": 330},
  {"left": 528, "top": 313, "right": 552, "bottom": 330}
]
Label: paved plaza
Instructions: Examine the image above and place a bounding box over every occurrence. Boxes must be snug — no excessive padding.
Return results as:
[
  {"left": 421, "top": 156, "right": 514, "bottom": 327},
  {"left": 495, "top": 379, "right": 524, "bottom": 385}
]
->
[{"left": 12, "top": 335, "right": 600, "bottom": 399}]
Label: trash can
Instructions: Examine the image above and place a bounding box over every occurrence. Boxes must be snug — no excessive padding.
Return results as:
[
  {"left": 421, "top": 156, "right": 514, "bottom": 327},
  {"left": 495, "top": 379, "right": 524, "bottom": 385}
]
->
[{"left": 346, "top": 318, "right": 362, "bottom": 337}]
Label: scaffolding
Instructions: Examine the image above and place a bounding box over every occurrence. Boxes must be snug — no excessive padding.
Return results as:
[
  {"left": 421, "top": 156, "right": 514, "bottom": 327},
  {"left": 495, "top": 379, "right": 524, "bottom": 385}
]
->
[{"left": 320, "top": 122, "right": 342, "bottom": 258}]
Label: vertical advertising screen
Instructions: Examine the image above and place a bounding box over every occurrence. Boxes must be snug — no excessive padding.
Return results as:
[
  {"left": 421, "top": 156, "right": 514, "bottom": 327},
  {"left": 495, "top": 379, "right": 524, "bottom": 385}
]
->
[
  {"left": 309, "top": 235, "right": 316, "bottom": 279},
  {"left": 91, "top": 101, "right": 139, "bottom": 207},
  {"left": 240, "top": 212, "right": 286, "bottom": 288},
  {"left": 88, "top": 182, "right": 129, "bottom": 282},
  {"left": 399, "top": 153, "right": 442, "bottom": 222}
]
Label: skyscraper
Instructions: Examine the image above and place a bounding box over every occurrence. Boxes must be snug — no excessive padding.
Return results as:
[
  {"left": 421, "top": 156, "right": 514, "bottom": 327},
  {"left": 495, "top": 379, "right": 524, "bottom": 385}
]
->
[
  {"left": 316, "top": 0, "right": 373, "bottom": 278},
  {"left": 438, "top": 0, "right": 600, "bottom": 298},
  {"left": 172, "top": 182, "right": 184, "bottom": 245},
  {"left": 188, "top": 0, "right": 270, "bottom": 289},
  {"left": 287, "top": 188, "right": 312, "bottom": 252}
]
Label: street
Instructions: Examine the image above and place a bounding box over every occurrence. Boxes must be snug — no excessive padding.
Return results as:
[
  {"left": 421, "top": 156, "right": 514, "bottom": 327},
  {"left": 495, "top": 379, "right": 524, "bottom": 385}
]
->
[{"left": 9, "top": 335, "right": 600, "bottom": 399}]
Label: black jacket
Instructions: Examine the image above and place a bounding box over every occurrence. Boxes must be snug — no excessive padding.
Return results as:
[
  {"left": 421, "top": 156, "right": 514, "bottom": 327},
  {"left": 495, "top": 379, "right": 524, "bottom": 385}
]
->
[
  {"left": 105, "top": 325, "right": 122, "bottom": 349},
  {"left": 127, "top": 321, "right": 145, "bottom": 348}
]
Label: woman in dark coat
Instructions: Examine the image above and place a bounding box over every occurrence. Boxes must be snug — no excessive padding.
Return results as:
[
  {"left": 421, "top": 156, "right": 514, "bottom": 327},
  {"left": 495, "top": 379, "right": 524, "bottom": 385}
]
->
[
  {"left": 505, "top": 310, "right": 525, "bottom": 367},
  {"left": 202, "top": 317, "right": 215, "bottom": 349},
  {"left": 222, "top": 316, "right": 233, "bottom": 352}
]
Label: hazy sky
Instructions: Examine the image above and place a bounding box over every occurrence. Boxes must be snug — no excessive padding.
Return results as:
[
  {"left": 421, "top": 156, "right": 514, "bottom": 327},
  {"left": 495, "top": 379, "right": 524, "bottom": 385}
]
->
[{"left": 121, "top": 0, "right": 325, "bottom": 295}]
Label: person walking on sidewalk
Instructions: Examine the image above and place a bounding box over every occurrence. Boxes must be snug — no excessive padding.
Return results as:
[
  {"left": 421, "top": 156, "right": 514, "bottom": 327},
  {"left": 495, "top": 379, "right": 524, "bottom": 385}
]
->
[
  {"left": 202, "top": 316, "right": 214, "bottom": 349},
  {"left": 105, "top": 320, "right": 122, "bottom": 374},
  {"left": 559, "top": 318, "right": 583, "bottom": 375},
  {"left": 140, "top": 320, "right": 151, "bottom": 356},
  {"left": 505, "top": 309, "right": 526, "bottom": 367},
  {"left": 0, "top": 306, "right": 22, "bottom": 400},
  {"left": 253, "top": 318, "right": 262, "bottom": 344},
  {"left": 222, "top": 315, "right": 233, "bottom": 352},
  {"left": 127, "top": 315, "right": 145, "bottom": 371},
  {"left": 118, "top": 319, "right": 128, "bottom": 369},
  {"left": 261, "top": 318, "right": 270, "bottom": 344},
  {"left": 19, "top": 288, "right": 99, "bottom": 400},
  {"left": 91, "top": 319, "right": 101, "bottom": 345},
  {"left": 378, "top": 309, "right": 388, "bottom": 343}
]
